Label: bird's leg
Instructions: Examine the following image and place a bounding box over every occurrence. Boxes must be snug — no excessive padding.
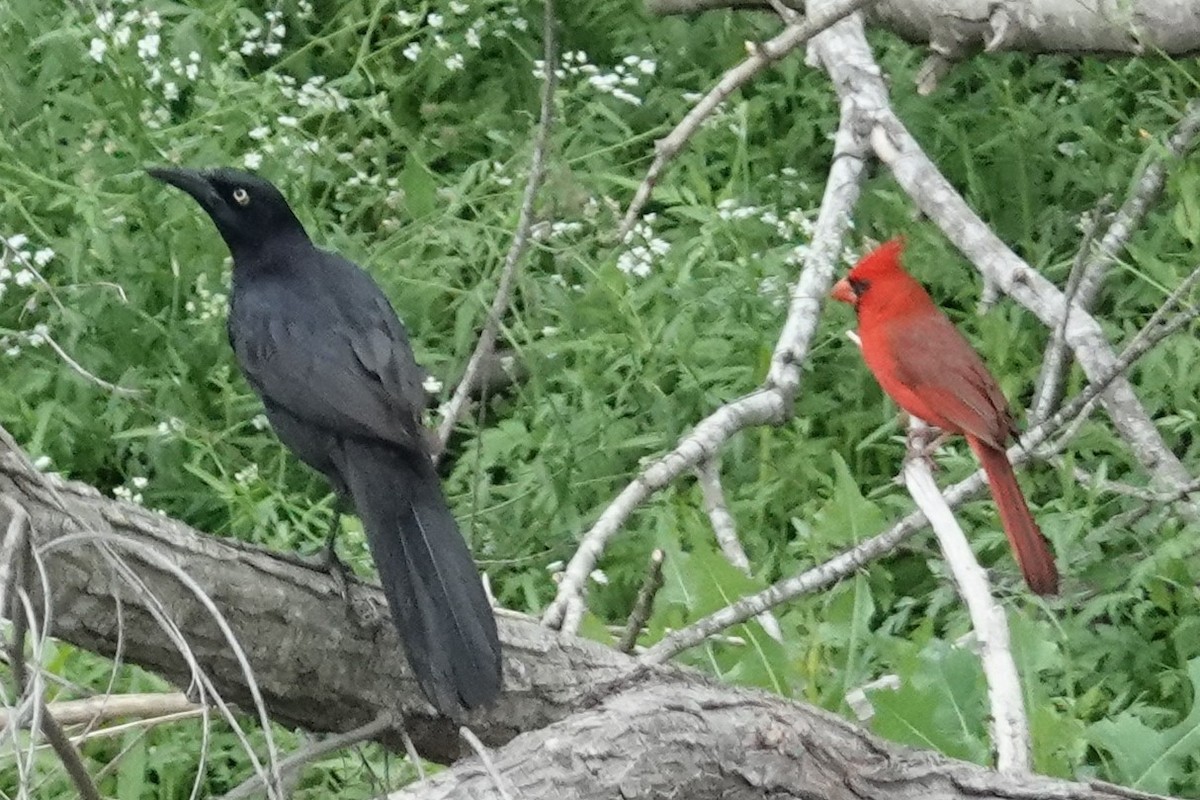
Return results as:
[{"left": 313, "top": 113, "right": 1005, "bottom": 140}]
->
[
  {"left": 903, "top": 418, "right": 950, "bottom": 471},
  {"left": 318, "top": 496, "right": 354, "bottom": 604}
]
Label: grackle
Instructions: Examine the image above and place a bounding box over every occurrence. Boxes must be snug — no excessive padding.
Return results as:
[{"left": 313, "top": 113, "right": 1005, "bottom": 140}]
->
[{"left": 148, "top": 166, "right": 502, "bottom": 716}]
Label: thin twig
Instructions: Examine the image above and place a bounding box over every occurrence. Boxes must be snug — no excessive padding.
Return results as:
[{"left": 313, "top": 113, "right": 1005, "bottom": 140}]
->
[
  {"left": 433, "top": 0, "right": 558, "bottom": 459},
  {"left": 618, "top": 549, "right": 665, "bottom": 654},
  {"left": 903, "top": 420, "right": 1030, "bottom": 774},
  {"left": 1030, "top": 197, "right": 1112, "bottom": 424},
  {"left": 617, "top": 0, "right": 875, "bottom": 239},
  {"left": 460, "top": 726, "right": 514, "bottom": 800},
  {"left": 0, "top": 692, "right": 198, "bottom": 732},
  {"left": 640, "top": 285, "right": 1196, "bottom": 664},
  {"left": 220, "top": 712, "right": 393, "bottom": 800},
  {"left": 400, "top": 726, "right": 426, "bottom": 783},
  {"left": 543, "top": 93, "right": 871, "bottom": 632},
  {"left": 4, "top": 515, "right": 103, "bottom": 800},
  {"left": 43, "top": 334, "right": 142, "bottom": 398},
  {"left": 695, "top": 459, "right": 783, "bottom": 641}
]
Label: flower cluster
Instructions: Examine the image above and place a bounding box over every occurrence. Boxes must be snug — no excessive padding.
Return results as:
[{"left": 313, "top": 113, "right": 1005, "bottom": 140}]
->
[
  {"left": 617, "top": 214, "right": 670, "bottom": 278},
  {"left": 114, "top": 476, "right": 149, "bottom": 505},
  {"left": 395, "top": 2, "right": 496, "bottom": 71},
  {"left": 184, "top": 272, "right": 228, "bottom": 323},
  {"left": 1, "top": 233, "right": 56, "bottom": 357},
  {"left": 536, "top": 50, "right": 657, "bottom": 107}
]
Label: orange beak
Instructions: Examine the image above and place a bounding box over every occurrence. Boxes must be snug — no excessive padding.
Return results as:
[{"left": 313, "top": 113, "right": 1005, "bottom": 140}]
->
[{"left": 830, "top": 278, "right": 857, "bottom": 305}]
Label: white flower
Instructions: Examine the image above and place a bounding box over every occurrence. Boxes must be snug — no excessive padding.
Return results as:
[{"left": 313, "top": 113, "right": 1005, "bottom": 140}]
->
[
  {"left": 277, "top": 115, "right": 298, "bottom": 127},
  {"left": 422, "top": 374, "right": 443, "bottom": 393},
  {"left": 427, "top": 12, "right": 444, "bottom": 28},
  {"left": 444, "top": 53, "right": 464, "bottom": 71},
  {"left": 249, "top": 125, "right": 270, "bottom": 140},
  {"left": 185, "top": 62, "right": 200, "bottom": 80},
  {"left": 611, "top": 88, "right": 641, "bottom": 106},
  {"left": 113, "top": 25, "right": 131, "bottom": 46},
  {"left": 14, "top": 270, "right": 34, "bottom": 287},
  {"left": 403, "top": 42, "right": 421, "bottom": 61},
  {"left": 137, "top": 33, "right": 160, "bottom": 60},
  {"left": 4, "top": 346, "right": 18, "bottom": 358},
  {"left": 638, "top": 58, "right": 656, "bottom": 74},
  {"left": 450, "top": 1, "right": 468, "bottom": 12},
  {"left": 89, "top": 37, "right": 107, "bottom": 63},
  {"left": 7, "top": 234, "right": 28, "bottom": 249},
  {"left": 163, "top": 81, "right": 179, "bottom": 100},
  {"left": 512, "top": 16, "right": 528, "bottom": 30},
  {"left": 262, "top": 41, "right": 282, "bottom": 56},
  {"left": 131, "top": 476, "right": 149, "bottom": 489},
  {"left": 243, "top": 152, "right": 263, "bottom": 169},
  {"left": 240, "top": 40, "right": 258, "bottom": 55},
  {"left": 589, "top": 569, "right": 609, "bottom": 585},
  {"left": 250, "top": 413, "right": 270, "bottom": 430},
  {"left": 33, "top": 248, "right": 54, "bottom": 266},
  {"left": 396, "top": 10, "right": 419, "bottom": 26},
  {"left": 466, "top": 27, "right": 481, "bottom": 48},
  {"left": 96, "top": 11, "right": 114, "bottom": 32}
]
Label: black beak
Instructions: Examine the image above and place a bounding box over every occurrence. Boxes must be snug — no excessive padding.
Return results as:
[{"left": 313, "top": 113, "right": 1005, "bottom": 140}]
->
[{"left": 147, "top": 166, "right": 220, "bottom": 209}]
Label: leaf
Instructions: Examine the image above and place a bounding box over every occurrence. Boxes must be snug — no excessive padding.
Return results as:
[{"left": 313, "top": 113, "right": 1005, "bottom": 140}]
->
[
  {"left": 400, "top": 153, "right": 437, "bottom": 219},
  {"left": 1088, "top": 656, "right": 1200, "bottom": 793}
]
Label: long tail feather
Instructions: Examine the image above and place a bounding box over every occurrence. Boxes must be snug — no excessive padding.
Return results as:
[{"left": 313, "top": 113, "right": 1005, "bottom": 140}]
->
[
  {"left": 341, "top": 439, "right": 502, "bottom": 715},
  {"left": 967, "top": 436, "right": 1059, "bottom": 595}
]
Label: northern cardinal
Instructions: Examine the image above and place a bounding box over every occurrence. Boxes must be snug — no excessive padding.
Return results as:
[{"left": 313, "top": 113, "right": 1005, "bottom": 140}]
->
[{"left": 831, "top": 238, "right": 1058, "bottom": 595}]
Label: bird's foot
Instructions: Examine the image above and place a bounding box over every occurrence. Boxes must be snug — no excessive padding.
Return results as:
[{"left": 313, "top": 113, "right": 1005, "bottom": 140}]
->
[{"left": 903, "top": 425, "right": 950, "bottom": 471}]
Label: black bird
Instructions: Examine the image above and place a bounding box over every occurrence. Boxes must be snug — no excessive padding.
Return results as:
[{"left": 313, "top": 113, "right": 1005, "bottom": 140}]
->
[{"left": 148, "top": 166, "right": 502, "bottom": 716}]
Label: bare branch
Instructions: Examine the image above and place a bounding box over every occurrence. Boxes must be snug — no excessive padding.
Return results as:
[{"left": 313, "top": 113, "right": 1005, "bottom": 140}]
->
[
  {"left": 695, "top": 459, "right": 783, "bottom": 641},
  {"left": 460, "top": 726, "right": 515, "bottom": 800},
  {"left": 433, "top": 0, "right": 558, "bottom": 459},
  {"left": 903, "top": 420, "right": 1029, "bottom": 774},
  {"left": 0, "top": 692, "right": 198, "bottom": 732},
  {"left": 221, "top": 712, "right": 395, "bottom": 800},
  {"left": 617, "top": 548, "right": 665, "bottom": 654},
  {"left": 1030, "top": 197, "right": 1112, "bottom": 424},
  {"left": 617, "top": 0, "right": 874, "bottom": 239},
  {"left": 543, "top": 93, "right": 871, "bottom": 632},
  {"left": 41, "top": 334, "right": 143, "bottom": 398}
]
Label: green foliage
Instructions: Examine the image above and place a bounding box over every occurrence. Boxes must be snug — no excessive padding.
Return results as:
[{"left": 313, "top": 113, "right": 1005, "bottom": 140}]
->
[{"left": 2, "top": 0, "right": 1200, "bottom": 795}]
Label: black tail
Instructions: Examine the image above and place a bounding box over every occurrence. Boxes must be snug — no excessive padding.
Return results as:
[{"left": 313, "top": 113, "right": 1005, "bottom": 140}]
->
[{"left": 341, "top": 440, "right": 502, "bottom": 715}]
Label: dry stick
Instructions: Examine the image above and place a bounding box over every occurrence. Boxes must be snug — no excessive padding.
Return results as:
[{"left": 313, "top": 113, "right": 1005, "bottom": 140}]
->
[
  {"left": 0, "top": 691, "right": 198, "bottom": 732},
  {"left": 1030, "top": 196, "right": 1112, "bottom": 423},
  {"left": 220, "top": 712, "right": 394, "bottom": 800},
  {"left": 433, "top": 0, "right": 558, "bottom": 460},
  {"left": 542, "top": 96, "right": 872, "bottom": 632},
  {"left": 641, "top": 296, "right": 1198, "bottom": 664},
  {"left": 1035, "top": 98, "right": 1200, "bottom": 420},
  {"left": 3, "top": 511, "right": 103, "bottom": 800},
  {"left": 460, "top": 726, "right": 515, "bottom": 800},
  {"left": 903, "top": 419, "right": 1029, "bottom": 774},
  {"left": 617, "top": 549, "right": 666, "bottom": 654},
  {"left": 694, "top": 459, "right": 783, "bottom": 642},
  {"left": 616, "top": 0, "right": 876, "bottom": 240}
]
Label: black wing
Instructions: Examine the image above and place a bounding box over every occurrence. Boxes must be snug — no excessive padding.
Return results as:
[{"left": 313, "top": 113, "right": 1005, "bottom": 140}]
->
[{"left": 230, "top": 254, "right": 428, "bottom": 450}]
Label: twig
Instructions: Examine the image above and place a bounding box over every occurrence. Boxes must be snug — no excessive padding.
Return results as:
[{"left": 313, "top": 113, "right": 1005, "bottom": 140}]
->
[
  {"left": 0, "top": 496, "right": 29, "bottom": 615},
  {"left": 400, "top": 726, "right": 427, "bottom": 783},
  {"left": 433, "top": 0, "right": 558, "bottom": 459},
  {"left": 903, "top": 420, "right": 1029, "bottom": 774},
  {"left": 542, "top": 93, "right": 871, "bottom": 632},
  {"left": 617, "top": 549, "right": 665, "bottom": 654},
  {"left": 640, "top": 280, "right": 1195, "bottom": 664},
  {"left": 43, "top": 334, "right": 142, "bottom": 398},
  {"left": 1030, "top": 197, "right": 1111, "bottom": 423},
  {"left": 220, "top": 712, "right": 394, "bottom": 800},
  {"left": 4, "top": 515, "right": 103, "bottom": 800},
  {"left": 617, "top": 0, "right": 876, "bottom": 239},
  {"left": 695, "top": 459, "right": 783, "bottom": 641},
  {"left": 1071, "top": 98, "right": 1200, "bottom": 322},
  {"left": 0, "top": 692, "right": 198, "bottom": 732},
  {"left": 460, "top": 726, "right": 514, "bottom": 800}
]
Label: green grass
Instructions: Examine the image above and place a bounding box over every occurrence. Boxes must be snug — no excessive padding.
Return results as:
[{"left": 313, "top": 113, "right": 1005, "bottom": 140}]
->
[{"left": 2, "top": 0, "right": 1200, "bottom": 796}]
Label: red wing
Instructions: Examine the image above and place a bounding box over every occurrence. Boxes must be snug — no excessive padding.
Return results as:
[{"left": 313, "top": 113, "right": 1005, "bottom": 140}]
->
[{"left": 880, "top": 314, "right": 1015, "bottom": 448}]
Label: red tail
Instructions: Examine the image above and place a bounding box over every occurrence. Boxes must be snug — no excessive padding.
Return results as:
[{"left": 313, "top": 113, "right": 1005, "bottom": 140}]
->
[{"left": 967, "top": 436, "right": 1059, "bottom": 595}]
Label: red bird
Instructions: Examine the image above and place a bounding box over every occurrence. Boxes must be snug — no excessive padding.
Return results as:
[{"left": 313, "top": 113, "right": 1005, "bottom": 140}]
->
[{"left": 831, "top": 238, "right": 1058, "bottom": 595}]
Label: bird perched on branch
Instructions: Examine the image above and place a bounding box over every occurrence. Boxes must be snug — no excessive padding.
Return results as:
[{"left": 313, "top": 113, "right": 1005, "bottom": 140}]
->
[
  {"left": 148, "top": 166, "right": 503, "bottom": 715},
  {"left": 830, "top": 237, "right": 1059, "bottom": 595}
]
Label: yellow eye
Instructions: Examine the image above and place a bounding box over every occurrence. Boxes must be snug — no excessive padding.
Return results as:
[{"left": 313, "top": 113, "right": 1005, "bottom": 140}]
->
[{"left": 232, "top": 187, "right": 250, "bottom": 206}]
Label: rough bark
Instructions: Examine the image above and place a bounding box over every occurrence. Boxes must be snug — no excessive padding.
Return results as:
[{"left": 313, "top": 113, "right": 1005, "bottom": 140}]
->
[
  {"left": 0, "top": 430, "right": 1181, "bottom": 799},
  {"left": 645, "top": 0, "right": 1200, "bottom": 57}
]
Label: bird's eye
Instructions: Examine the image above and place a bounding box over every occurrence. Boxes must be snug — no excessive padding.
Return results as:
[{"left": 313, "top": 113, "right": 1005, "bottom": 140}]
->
[
  {"left": 848, "top": 277, "right": 869, "bottom": 296},
  {"left": 232, "top": 188, "right": 250, "bottom": 206}
]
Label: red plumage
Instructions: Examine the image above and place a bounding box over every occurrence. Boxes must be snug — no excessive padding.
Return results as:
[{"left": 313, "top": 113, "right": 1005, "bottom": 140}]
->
[{"left": 832, "top": 238, "right": 1058, "bottom": 595}]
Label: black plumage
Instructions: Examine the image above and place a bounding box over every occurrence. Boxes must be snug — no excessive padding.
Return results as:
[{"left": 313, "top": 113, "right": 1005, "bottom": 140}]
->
[{"left": 148, "top": 166, "right": 502, "bottom": 715}]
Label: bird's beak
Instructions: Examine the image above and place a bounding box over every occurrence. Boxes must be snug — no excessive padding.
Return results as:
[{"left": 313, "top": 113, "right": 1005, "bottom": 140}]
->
[
  {"left": 147, "top": 166, "right": 221, "bottom": 209},
  {"left": 830, "top": 278, "right": 857, "bottom": 305}
]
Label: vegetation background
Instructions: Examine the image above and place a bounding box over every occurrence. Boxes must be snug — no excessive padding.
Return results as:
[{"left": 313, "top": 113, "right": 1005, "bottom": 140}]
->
[{"left": 2, "top": 0, "right": 1199, "bottom": 797}]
